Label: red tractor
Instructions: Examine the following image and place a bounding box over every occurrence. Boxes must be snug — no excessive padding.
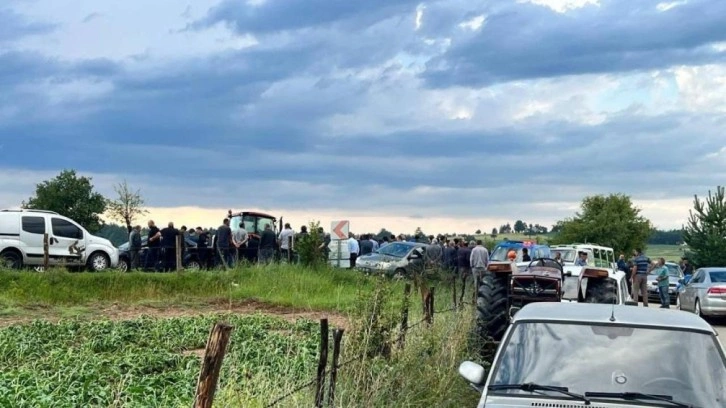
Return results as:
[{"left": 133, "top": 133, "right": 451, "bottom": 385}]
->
[{"left": 226, "top": 210, "right": 279, "bottom": 262}]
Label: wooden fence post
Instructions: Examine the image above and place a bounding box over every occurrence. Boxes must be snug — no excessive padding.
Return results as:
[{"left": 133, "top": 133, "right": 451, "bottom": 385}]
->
[
  {"left": 176, "top": 235, "right": 183, "bottom": 271},
  {"left": 424, "top": 291, "right": 432, "bottom": 325},
  {"left": 429, "top": 287, "right": 435, "bottom": 324},
  {"left": 42, "top": 233, "right": 49, "bottom": 270},
  {"left": 399, "top": 283, "right": 411, "bottom": 349},
  {"left": 288, "top": 236, "right": 293, "bottom": 263},
  {"left": 315, "top": 318, "right": 329, "bottom": 408},
  {"left": 327, "top": 328, "right": 345, "bottom": 407},
  {"left": 451, "top": 273, "right": 458, "bottom": 309},
  {"left": 193, "top": 322, "right": 233, "bottom": 408}
]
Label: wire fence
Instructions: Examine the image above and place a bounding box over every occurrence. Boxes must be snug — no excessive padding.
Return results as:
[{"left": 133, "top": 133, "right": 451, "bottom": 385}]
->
[{"left": 263, "top": 293, "right": 465, "bottom": 408}]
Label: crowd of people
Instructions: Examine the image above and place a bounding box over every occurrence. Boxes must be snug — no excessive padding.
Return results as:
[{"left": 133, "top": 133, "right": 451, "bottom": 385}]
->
[
  {"left": 125, "top": 219, "right": 335, "bottom": 271},
  {"left": 126, "top": 223, "right": 691, "bottom": 311}
]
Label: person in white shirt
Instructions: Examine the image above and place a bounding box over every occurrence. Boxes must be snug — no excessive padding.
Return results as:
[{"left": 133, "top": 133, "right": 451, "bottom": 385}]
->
[
  {"left": 232, "top": 222, "right": 248, "bottom": 263},
  {"left": 348, "top": 232, "right": 360, "bottom": 269},
  {"left": 278, "top": 223, "right": 295, "bottom": 262},
  {"left": 470, "top": 240, "right": 490, "bottom": 283}
]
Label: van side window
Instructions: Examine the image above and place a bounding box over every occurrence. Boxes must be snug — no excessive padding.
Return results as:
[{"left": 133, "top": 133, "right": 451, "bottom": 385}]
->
[
  {"left": 21, "top": 216, "right": 46, "bottom": 235},
  {"left": 51, "top": 218, "right": 83, "bottom": 240}
]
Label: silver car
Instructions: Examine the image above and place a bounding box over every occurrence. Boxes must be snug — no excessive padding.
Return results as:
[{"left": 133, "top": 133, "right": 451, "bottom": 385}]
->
[
  {"left": 354, "top": 242, "right": 426, "bottom": 276},
  {"left": 679, "top": 267, "right": 726, "bottom": 317}
]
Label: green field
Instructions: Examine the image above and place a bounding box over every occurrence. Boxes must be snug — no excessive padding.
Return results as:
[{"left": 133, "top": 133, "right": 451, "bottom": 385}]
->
[
  {"left": 0, "top": 265, "right": 480, "bottom": 407},
  {"left": 644, "top": 245, "right": 687, "bottom": 262}
]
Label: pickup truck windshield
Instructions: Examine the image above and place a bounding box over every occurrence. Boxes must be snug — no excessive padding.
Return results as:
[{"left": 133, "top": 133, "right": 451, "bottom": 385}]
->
[{"left": 490, "top": 322, "right": 726, "bottom": 407}]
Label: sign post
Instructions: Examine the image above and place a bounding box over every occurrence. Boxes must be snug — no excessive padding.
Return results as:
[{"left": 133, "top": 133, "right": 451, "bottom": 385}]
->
[{"left": 330, "top": 220, "right": 350, "bottom": 268}]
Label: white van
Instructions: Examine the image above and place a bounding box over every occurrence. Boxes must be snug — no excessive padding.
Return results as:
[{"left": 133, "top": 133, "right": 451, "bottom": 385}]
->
[{"left": 0, "top": 209, "right": 119, "bottom": 271}]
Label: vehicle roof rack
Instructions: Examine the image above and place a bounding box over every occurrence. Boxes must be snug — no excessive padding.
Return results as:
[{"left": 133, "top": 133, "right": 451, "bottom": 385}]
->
[{"left": 1, "top": 209, "right": 59, "bottom": 215}]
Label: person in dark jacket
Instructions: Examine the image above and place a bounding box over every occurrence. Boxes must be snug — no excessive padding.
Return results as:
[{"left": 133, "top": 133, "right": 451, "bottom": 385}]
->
[
  {"left": 145, "top": 220, "right": 161, "bottom": 271},
  {"left": 195, "top": 227, "right": 211, "bottom": 270},
  {"left": 128, "top": 225, "right": 142, "bottom": 270},
  {"left": 160, "top": 222, "right": 179, "bottom": 272},
  {"left": 259, "top": 224, "right": 277, "bottom": 264},
  {"left": 359, "top": 234, "right": 374, "bottom": 256},
  {"left": 457, "top": 241, "right": 473, "bottom": 304}
]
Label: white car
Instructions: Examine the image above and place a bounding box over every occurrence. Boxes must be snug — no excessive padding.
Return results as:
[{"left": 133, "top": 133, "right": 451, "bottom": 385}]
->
[{"left": 0, "top": 209, "right": 118, "bottom": 271}]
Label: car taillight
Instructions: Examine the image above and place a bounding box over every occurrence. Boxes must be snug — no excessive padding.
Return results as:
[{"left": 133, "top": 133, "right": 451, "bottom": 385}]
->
[{"left": 707, "top": 287, "right": 726, "bottom": 296}]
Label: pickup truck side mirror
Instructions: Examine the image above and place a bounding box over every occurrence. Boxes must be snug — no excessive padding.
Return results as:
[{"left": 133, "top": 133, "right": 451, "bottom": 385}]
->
[{"left": 458, "top": 361, "right": 486, "bottom": 393}]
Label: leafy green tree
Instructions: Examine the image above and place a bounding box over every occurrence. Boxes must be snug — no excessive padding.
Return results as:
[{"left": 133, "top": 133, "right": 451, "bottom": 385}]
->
[
  {"left": 683, "top": 186, "right": 726, "bottom": 267},
  {"left": 490, "top": 227, "right": 498, "bottom": 238},
  {"left": 513, "top": 220, "right": 526, "bottom": 233},
  {"left": 549, "top": 194, "right": 651, "bottom": 255},
  {"left": 23, "top": 169, "right": 106, "bottom": 232},
  {"left": 105, "top": 180, "right": 149, "bottom": 232},
  {"left": 296, "top": 221, "right": 326, "bottom": 267},
  {"left": 475, "top": 229, "right": 482, "bottom": 235}
]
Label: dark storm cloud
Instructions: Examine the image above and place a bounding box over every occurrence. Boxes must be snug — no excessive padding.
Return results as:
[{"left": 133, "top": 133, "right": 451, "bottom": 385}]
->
[
  {"left": 191, "top": 0, "right": 421, "bottom": 34},
  {"left": 422, "top": 0, "right": 726, "bottom": 87},
  {"left": 0, "top": 8, "right": 56, "bottom": 42}
]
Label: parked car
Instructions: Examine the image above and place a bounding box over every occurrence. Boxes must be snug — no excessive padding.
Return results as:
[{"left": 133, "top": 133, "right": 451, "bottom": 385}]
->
[
  {"left": 117, "top": 235, "right": 201, "bottom": 272},
  {"left": 459, "top": 302, "right": 726, "bottom": 408},
  {"left": 354, "top": 242, "right": 426, "bottom": 277},
  {"left": 0, "top": 209, "right": 118, "bottom": 271},
  {"left": 645, "top": 261, "right": 683, "bottom": 305},
  {"left": 678, "top": 267, "right": 726, "bottom": 317}
]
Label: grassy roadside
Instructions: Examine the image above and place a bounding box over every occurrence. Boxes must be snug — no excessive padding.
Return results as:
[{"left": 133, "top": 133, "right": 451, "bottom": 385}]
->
[{"left": 0, "top": 265, "right": 464, "bottom": 320}]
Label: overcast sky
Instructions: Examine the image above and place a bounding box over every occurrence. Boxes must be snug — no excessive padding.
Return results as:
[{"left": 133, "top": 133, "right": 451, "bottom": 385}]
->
[{"left": 1, "top": 0, "right": 725, "bottom": 234}]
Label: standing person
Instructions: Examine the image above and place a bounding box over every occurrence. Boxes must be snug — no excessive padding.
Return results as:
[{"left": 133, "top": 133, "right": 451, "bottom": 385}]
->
[
  {"left": 348, "top": 232, "right": 360, "bottom": 268},
  {"left": 317, "top": 227, "right": 331, "bottom": 263},
  {"left": 278, "top": 223, "right": 294, "bottom": 262},
  {"left": 145, "top": 220, "right": 161, "bottom": 271},
  {"left": 380, "top": 236, "right": 390, "bottom": 249},
  {"left": 653, "top": 258, "right": 670, "bottom": 308},
  {"left": 160, "top": 222, "right": 179, "bottom": 272},
  {"left": 617, "top": 254, "right": 631, "bottom": 295},
  {"left": 553, "top": 251, "right": 563, "bottom": 265},
  {"left": 233, "top": 222, "right": 248, "bottom": 264},
  {"left": 128, "top": 225, "right": 142, "bottom": 271},
  {"left": 259, "top": 224, "right": 277, "bottom": 264},
  {"left": 195, "top": 227, "right": 211, "bottom": 270},
  {"left": 216, "top": 219, "right": 234, "bottom": 269},
  {"left": 369, "top": 235, "right": 379, "bottom": 252},
  {"left": 470, "top": 240, "right": 489, "bottom": 283},
  {"left": 359, "top": 234, "right": 373, "bottom": 256},
  {"left": 457, "top": 241, "right": 473, "bottom": 304},
  {"left": 631, "top": 248, "right": 651, "bottom": 307},
  {"left": 443, "top": 241, "right": 457, "bottom": 275}
]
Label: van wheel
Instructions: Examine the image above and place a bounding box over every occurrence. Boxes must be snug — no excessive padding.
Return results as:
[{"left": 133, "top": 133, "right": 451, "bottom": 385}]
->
[
  {"left": 0, "top": 251, "right": 22, "bottom": 269},
  {"left": 87, "top": 252, "right": 109, "bottom": 272}
]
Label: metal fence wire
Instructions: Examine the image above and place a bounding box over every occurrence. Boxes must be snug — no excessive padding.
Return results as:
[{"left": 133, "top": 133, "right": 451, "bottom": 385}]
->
[{"left": 264, "top": 305, "right": 462, "bottom": 407}]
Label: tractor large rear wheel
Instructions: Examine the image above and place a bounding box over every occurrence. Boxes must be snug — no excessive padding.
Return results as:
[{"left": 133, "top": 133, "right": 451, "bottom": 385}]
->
[
  {"left": 585, "top": 278, "right": 617, "bottom": 304},
  {"left": 476, "top": 272, "right": 509, "bottom": 342}
]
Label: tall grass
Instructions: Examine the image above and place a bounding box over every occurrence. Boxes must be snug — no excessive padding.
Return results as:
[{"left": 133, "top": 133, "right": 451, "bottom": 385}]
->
[
  {"left": 213, "top": 288, "right": 482, "bottom": 408},
  {"left": 0, "top": 264, "right": 402, "bottom": 313}
]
